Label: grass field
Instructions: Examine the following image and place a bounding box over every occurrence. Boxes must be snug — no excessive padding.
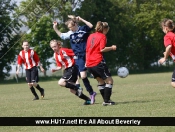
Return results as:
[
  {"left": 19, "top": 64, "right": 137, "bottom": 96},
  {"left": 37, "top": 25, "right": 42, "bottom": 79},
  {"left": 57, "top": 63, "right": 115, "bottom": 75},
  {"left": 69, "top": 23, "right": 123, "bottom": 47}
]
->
[{"left": 0, "top": 72, "right": 175, "bottom": 132}]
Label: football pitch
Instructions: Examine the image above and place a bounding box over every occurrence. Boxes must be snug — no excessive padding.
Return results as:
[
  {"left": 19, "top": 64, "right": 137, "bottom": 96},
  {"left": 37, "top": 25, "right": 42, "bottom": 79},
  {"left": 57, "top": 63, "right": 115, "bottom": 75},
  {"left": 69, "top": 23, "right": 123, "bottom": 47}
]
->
[{"left": 0, "top": 72, "right": 175, "bottom": 132}]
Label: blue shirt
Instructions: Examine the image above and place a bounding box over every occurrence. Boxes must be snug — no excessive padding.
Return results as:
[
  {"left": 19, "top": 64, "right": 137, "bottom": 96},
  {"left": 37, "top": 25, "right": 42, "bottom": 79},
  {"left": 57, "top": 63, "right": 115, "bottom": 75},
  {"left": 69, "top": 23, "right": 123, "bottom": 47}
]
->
[{"left": 60, "top": 25, "right": 92, "bottom": 56}]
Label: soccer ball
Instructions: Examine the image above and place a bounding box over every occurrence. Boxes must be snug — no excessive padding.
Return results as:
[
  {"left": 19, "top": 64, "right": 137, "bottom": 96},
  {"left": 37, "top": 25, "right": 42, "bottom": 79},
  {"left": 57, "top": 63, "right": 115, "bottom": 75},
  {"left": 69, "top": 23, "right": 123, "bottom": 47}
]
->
[{"left": 117, "top": 67, "right": 129, "bottom": 78}]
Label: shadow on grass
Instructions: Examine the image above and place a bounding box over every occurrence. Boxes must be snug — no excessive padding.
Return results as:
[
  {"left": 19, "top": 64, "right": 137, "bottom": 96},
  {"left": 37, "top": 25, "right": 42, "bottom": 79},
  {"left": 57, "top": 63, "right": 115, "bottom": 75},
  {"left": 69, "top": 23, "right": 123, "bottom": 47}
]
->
[
  {"left": 117, "top": 99, "right": 161, "bottom": 105},
  {"left": 0, "top": 76, "right": 61, "bottom": 85}
]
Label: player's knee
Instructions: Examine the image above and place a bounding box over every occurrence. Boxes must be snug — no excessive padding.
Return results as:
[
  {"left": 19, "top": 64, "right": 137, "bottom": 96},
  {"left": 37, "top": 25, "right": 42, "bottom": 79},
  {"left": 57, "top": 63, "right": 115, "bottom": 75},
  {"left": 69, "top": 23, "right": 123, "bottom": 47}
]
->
[
  {"left": 28, "top": 83, "right": 32, "bottom": 87},
  {"left": 58, "top": 80, "right": 65, "bottom": 87},
  {"left": 171, "top": 82, "right": 175, "bottom": 88}
]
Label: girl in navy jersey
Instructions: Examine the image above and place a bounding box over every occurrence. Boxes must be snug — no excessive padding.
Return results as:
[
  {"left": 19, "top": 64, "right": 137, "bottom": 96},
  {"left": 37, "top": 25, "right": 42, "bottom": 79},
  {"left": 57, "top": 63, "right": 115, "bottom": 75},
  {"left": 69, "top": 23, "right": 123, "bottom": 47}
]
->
[
  {"left": 86, "top": 21, "right": 116, "bottom": 106},
  {"left": 53, "top": 15, "right": 96, "bottom": 104},
  {"left": 16, "top": 41, "right": 45, "bottom": 100},
  {"left": 159, "top": 18, "right": 175, "bottom": 88},
  {"left": 50, "top": 40, "right": 91, "bottom": 105}
]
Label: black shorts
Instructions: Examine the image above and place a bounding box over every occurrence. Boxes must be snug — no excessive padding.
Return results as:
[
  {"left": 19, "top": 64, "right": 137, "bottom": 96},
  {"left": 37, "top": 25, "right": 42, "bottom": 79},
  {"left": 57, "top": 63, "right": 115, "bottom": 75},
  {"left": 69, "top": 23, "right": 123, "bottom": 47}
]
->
[
  {"left": 62, "top": 65, "right": 78, "bottom": 83},
  {"left": 87, "top": 61, "right": 111, "bottom": 80},
  {"left": 25, "top": 66, "right": 39, "bottom": 83}
]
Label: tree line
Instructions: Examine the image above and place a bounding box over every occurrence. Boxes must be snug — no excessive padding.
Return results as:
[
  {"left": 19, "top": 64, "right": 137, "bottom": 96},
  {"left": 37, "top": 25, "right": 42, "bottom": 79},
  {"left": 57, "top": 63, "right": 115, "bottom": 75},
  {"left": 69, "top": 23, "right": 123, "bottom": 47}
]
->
[{"left": 0, "top": 0, "right": 175, "bottom": 79}]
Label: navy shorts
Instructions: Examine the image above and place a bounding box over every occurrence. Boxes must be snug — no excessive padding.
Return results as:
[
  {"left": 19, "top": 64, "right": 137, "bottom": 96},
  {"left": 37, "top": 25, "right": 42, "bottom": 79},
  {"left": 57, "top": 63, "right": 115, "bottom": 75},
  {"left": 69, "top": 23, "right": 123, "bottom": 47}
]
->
[
  {"left": 25, "top": 66, "right": 39, "bottom": 83},
  {"left": 74, "top": 54, "right": 86, "bottom": 72},
  {"left": 87, "top": 61, "right": 111, "bottom": 80},
  {"left": 62, "top": 65, "right": 78, "bottom": 83}
]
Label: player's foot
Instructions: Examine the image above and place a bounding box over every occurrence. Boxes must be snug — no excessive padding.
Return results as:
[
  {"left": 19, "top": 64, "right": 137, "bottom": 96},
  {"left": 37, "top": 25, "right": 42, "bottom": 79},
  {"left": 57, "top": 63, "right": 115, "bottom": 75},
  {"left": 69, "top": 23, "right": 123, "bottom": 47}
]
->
[
  {"left": 33, "top": 96, "right": 39, "bottom": 101},
  {"left": 41, "top": 88, "right": 45, "bottom": 99},
  {"left": 83, "top": 100, "right": 91, "bottom": 105},
  {"left": 102, "top": 100, "right": 115, "bottom": 106},
  {"left": 90, "top": 92, "right": 96, "bottom": 104}
]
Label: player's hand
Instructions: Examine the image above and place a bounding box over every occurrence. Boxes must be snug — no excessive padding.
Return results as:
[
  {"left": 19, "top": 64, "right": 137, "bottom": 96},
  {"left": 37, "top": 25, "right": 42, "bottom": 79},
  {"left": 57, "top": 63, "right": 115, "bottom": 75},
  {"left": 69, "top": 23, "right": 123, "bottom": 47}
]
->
[
  {"left": 111, "top": 45, "right": 117, "bottom": 50},
  {"left": 51, "top": 69, "right": 56, "bottom": 72},
  {"left": 158, "top": 58, "right": 166, "bottom": 64},
  {"left": 16, "top": 69, "right": 19, "bottom": 75},
  {"left": 68, "top": 15, "right": 74, "bottom": 19},
  {"left": 53, "top": 21, "right": 58, "bottom": 29},
  {"left": 40, "top": 67, "right": 45, "bottom": 72},
  {"left": 76, "top": 16, "right": 81, "bottom": 21}
]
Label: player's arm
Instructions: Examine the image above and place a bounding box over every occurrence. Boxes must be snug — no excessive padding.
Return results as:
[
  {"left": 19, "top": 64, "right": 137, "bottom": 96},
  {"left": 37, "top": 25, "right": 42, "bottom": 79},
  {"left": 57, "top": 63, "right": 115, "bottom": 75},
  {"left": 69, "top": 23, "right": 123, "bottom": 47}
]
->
[
  {"left": 78, "top": 16, "right": 93, "bottom": 28},
  {"left": 16, "top": 55, "right": 23, "bottom": 75},
  {"left": 16, "top": 64, "right": 21, "bottom": 75},
  {"left": 38, "top": 62, "right": 45, "bottom": 72},
  {"left": 68, "top": 15, "right": 93, "bottom": 28},
  {"left": 101, "top": 45, "right": 117, "bottom": 52},
  {"left": 53, "top": 21, "right": 62, "bottom": 37},
  {"left": 51, "top": 67, "right": 62, "bottom": 72},
  {"left": 159, "top": 45, "right": 172, "bottom": 64}
]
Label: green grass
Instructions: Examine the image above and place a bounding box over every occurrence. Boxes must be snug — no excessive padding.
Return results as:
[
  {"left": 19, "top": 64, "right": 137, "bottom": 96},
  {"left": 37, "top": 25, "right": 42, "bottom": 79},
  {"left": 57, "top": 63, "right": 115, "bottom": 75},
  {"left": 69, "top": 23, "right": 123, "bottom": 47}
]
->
[{"left": 0, "top": 72, "right": 175, "bottom": 132}]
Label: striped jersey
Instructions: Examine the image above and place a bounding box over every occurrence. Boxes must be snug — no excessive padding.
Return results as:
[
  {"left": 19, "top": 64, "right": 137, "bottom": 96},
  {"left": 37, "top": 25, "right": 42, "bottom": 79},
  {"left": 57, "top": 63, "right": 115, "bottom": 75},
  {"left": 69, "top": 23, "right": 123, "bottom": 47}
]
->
[
  {"left": 54, "top": 48, "right": 75, "bottom": 69},
  {"left": 17, "top": 49, "right": 40, "bottom": 69}
]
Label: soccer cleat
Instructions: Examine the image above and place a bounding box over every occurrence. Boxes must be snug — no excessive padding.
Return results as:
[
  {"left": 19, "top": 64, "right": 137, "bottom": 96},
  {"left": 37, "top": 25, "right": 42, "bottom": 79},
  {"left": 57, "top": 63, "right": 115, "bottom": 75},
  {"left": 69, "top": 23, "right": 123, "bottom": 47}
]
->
[
  {"left": 102, "top": 101, "right": 115, "bottom": 106},
  {"left": 41, "top": 88, "right": 45, "bottom": 99},
  {"left": 33, "top": 96, "right": 39, "bottom": 101},
  {"left": 90, "top": 92, "right": 97, "bottom": 104},
  {"left": 83, "top": 100, "right": 91, "bottom": 105}
]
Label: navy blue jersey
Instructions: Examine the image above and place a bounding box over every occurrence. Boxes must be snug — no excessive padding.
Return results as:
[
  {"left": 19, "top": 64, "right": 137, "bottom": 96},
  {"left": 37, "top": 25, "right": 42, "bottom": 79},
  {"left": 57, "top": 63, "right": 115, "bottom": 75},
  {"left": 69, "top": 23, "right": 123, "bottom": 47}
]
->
[{"left": 60, "top": 25, "right": 92, "bottom": 55}]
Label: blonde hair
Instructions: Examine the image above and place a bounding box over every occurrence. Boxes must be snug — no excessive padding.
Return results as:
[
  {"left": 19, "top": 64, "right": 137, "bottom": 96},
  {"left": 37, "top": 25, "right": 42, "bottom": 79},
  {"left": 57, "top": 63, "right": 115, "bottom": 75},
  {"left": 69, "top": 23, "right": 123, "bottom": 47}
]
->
[{"left": 50, "top": 40, "right": 62, "bottom": 48}]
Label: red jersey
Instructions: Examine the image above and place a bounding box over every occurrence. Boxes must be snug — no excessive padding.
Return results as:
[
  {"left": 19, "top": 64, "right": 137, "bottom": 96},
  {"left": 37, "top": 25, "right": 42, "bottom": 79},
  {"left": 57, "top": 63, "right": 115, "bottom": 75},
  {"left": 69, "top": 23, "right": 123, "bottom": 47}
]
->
[
  {"left": 164, "top": 32, "right": 175, "bottom": 61},
  {"left": 17, "top": 49, "right": 40, "bottom": 69},
  {"left": 86, "top": 32, "right": 107, "bottom": 67},
  {"left": 54, "top": 48, "right": 75, "bottom": 69}
]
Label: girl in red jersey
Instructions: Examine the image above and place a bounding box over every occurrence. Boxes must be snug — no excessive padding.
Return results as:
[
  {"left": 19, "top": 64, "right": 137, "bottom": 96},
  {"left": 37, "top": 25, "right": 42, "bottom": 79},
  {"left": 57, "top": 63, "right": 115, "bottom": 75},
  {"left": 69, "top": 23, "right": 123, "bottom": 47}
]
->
[
  {"left": 86, "top": 21, "right": 116, "bottom": 106},
  {"left": 16, "top": 41, "right": 45, "bottom": 100},
  {"left": 50, "top": 40, "right": 91, "bottom": 105},
  {"left": 159, "top": 18, "right": 175, "bottom": 88}
]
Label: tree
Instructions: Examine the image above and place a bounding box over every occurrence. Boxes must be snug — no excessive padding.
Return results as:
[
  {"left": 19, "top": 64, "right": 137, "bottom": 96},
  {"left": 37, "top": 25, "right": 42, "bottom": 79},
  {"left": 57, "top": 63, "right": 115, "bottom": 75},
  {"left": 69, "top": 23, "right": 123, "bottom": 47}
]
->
[
  {"left": 0, "top": 0, "right": 19, "bottom": 80},
  {"left": 15, "top": 0, "right": 81, "bottom": 75}
]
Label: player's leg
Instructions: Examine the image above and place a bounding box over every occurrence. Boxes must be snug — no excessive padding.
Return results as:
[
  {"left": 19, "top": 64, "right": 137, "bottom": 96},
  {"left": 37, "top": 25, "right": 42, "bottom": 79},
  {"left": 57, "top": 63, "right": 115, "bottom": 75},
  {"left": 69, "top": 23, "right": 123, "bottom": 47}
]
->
[
  {"left": 75, "top": 57, "right": 95, "bottom": 96},
  {"left": 75, "top": 73, "right": 83, "bottom": 90},
  {"left": 95, "top": 62, "right": 115, "bottom": 106},
  {"left": 171, "top": 68, "right": 175, "bottom": 88},
  {"left": 31, "top": 66, "right": 44, "bottom": 98},
  {"left": 59, "top": 66, "right": 91, "bottom": 105},
  {"left": 96, "top": 77, "right": 105, "bottom": 100},
  {"left": 26, "top": 69, "right": 39, "bottom": 100}
]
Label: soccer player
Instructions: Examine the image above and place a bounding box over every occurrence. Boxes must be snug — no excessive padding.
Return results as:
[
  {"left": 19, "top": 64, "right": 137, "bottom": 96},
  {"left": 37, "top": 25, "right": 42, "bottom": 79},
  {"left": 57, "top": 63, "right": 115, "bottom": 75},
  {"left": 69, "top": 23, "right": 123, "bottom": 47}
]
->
[
  {"left": 159, "top": 18, "right": 175, "bottom": 88},
  {"left": 53, "top": 15, "right": 96, "bottom": 104},
  {"left": 50, "top": 40, "right": 91, "bottom": 105},
  {"left": 16, "top": 41, "right": 45, "bottom": 100},
  {"left": 86, "top": 21, "right": 116, "bottom": 106}
]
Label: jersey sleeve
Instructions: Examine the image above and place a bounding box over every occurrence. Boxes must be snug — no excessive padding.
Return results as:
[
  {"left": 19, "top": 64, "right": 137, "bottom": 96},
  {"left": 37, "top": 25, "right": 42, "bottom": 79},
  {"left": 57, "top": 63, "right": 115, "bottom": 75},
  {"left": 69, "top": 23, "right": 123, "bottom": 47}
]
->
[
  {"left": 164, "top": 35, "right": 172, "bottom": 47},
  {"left": 33, "top": 51, "right": 40, "bottom": 64},
  {"left": 63, "top": 48, "right": 75, "bottom": 57},
  {"left": 17, "top": 54, "right": 23, "bottom": 65},
  {"left": 60, "top": 31, "right": 72, "bottom": 40},
  {"left": 54, "top": 53, "right": 62, "bottom": 68},
  {"left": 100, "top": 35, "right": 107, "bottom": 50}
]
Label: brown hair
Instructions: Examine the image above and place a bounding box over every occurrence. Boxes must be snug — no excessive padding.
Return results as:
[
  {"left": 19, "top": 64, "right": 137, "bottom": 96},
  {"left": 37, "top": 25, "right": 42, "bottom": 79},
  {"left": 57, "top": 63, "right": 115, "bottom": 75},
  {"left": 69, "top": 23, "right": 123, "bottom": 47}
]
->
[
  {"left": 95, "top": 21, "right": 103, "bottom": 32},
  {"left": 161, "top": 18, "right": 175, "bottom": 32},
  {"left": 50, "top": 40, "right": 62, "bottom": 48},
  {"left": 65, "top": 15, "right": 78, "bottom": 26}
]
